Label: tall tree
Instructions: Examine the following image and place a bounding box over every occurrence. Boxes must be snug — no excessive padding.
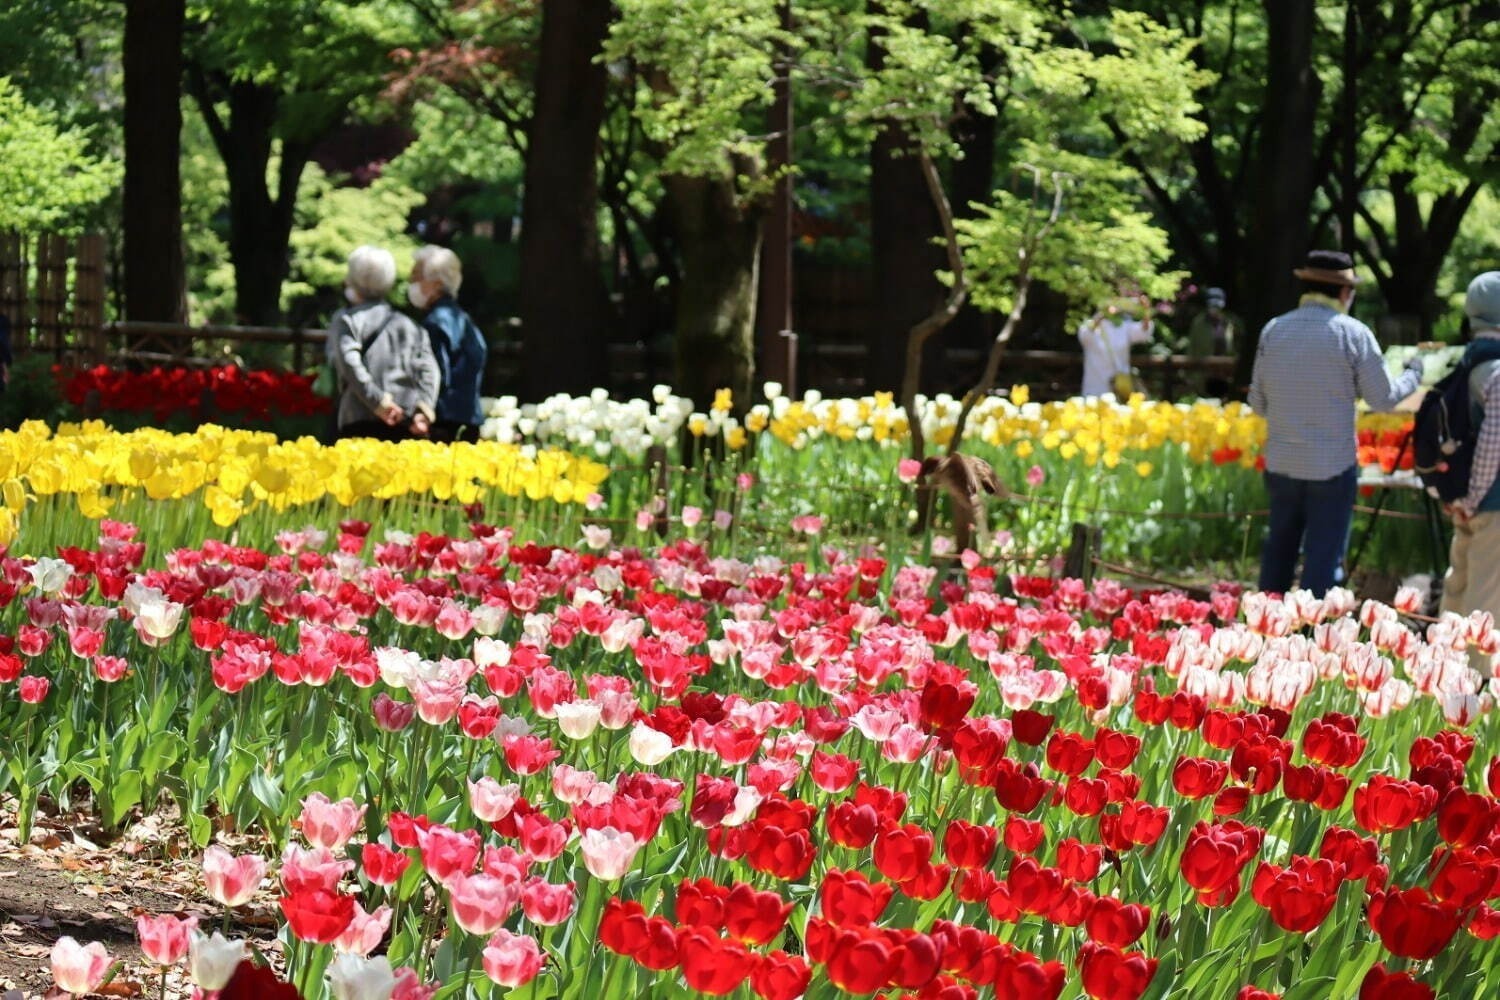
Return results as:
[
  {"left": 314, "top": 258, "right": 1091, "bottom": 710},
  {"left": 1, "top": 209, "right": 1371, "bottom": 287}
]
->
[
  {"left": 866, "top": 6, "right": 944, "bottom": 394},
  {"left": 519, "top": 0, "right": 613, "bottom": 400},
  {"left": 123, "top": 0, "right": 187, "bottom": 323},
  {"left": 184, "top": 0, "right": 413, "bottom": 325}
]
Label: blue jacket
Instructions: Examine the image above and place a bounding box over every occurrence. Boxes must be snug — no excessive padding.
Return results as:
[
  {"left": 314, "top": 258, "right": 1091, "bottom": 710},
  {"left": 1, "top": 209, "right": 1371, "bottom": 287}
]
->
[{"left": 423, "top": 298, "right": 488, "bottom": 427}]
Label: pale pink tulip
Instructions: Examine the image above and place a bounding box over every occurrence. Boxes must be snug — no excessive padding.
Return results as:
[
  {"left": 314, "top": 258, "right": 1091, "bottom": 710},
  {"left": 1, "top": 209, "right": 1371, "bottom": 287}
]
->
[
  {"left": 299, "top": 792, "right": 366, "bottom": 851},
  {"left": 448, "top": 871, "right": 522, "bottom": 936},
  {"left": 333, "top": 902, "right": 393, "bottom": 956},
  {"left": 136, "top": 913, "right": 197, "bottom": 965},
  {"left": 203, "top": 846, "right": 265, "bottom": 907},
  {"left": 578, "top": 826, "right": 642, "bottom": 881},
  {"left": 482, "top": 929, "right": 544, "bottom": 988},
  {"left": 50, "top": 937, "right": 111, "bottom": 995}
]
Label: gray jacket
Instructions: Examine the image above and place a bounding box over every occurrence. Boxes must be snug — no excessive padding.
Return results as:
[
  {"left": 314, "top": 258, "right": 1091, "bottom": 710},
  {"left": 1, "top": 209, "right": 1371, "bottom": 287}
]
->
[{"left": 329, "top": 302, "right": 441, "bottom": 429}]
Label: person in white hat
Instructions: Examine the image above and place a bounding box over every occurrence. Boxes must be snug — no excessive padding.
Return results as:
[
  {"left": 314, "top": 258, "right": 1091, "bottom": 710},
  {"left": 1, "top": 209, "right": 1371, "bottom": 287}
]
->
[
  {"left": 1442, "top": 270, "right": 1500, "bottom": 675},
  {"left": 1077, "top": 293, "right": 1154, "bottom": 398},
  {"left": 1248, "top": 249, "right": 1424, "bottom": 596}
]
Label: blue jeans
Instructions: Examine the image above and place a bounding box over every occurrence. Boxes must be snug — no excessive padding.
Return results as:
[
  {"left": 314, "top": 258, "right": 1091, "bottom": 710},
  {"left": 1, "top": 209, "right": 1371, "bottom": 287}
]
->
[{"left": 1259, "top": 466, "right": 1359, "bottom": 597}]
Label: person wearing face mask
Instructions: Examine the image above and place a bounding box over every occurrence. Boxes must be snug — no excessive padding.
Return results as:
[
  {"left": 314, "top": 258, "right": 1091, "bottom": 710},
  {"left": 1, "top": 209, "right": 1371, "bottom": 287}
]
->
[
  {"left": 1248, "top": 249, "right": 1424, "bottom": 597},
  {"left": 329, "top": 245, "right": 440, "bottom": 441},
  {"left": 409, "top": 245, "right": 487, "bottom": 442}
]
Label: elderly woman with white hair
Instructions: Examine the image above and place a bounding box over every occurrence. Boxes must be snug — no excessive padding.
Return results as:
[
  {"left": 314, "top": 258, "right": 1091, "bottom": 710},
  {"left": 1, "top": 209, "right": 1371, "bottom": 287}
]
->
[
  {"left": 408, "top": 245, "right": 488, "bottom": 441},
  {"left": 329, "top": 245, "right": 440, "bottom": 441}
]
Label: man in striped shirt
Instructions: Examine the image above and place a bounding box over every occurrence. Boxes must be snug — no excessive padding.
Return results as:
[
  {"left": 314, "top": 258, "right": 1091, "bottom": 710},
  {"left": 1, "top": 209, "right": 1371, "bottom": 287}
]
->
[
  {"left": 1442, "top": 271, "right": 1500, "bottom": 675},
  {"left": 1248, "top": 250, "right": 1424, "bottom": 596}
]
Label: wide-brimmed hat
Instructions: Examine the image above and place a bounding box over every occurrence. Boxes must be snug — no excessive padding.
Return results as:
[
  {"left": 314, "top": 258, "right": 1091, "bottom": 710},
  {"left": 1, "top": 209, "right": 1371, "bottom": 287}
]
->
[{"left": 1293, "top": 250, "right": 1362, "bottom": 287}]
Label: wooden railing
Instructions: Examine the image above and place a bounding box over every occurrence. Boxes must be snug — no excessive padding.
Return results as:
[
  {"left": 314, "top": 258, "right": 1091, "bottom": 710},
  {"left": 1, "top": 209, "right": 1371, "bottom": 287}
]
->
[{"left": 78, "top": 323, "right": 1239, "bottom": 404}]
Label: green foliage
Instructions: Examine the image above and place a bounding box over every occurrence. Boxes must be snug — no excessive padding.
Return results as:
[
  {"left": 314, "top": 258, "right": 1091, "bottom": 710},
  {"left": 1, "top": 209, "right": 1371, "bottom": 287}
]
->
[
  {"left": 0, "top": 77, "right": 119, "bottom": 234},
  {"left": 284, "top": 165, "right": 424, "bottom": 309},
  {"left": 956, "top": 146, "right": 1182, "bottom": 321}
]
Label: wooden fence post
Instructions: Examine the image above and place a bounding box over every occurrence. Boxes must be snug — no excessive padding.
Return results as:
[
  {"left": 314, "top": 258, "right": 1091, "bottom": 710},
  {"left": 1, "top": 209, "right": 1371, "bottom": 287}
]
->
[
  {"left": 1063, "top": 521, "right": 1102, "bottom": 584},
  {"left": 0, "top": 231, "right": 28, "bottom": 353},
  {"left": 74, "top": 234, "right": 106, "bottom": 363}
]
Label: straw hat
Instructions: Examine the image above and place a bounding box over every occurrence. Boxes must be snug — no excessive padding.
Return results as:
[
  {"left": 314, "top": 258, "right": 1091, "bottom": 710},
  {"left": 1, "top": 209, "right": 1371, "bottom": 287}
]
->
[{"left": 1293, "top": 249, "right": 1362, "bottom": 287}]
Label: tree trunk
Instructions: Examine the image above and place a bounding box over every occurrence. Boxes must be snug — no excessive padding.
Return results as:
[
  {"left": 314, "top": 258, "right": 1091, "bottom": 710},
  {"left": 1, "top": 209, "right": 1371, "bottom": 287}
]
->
[
  {"left": 666, "top": 172, "right": 762, "bottom": 410},
  {"left": 945, "top": 41, "right": 1000, "bottom": 372},
  {"left": 519, "top": 0, "right": 613, "bottom": 401},
  {"left": 122, "top": 0, "right": 186, "bottom": 324},
  {"left": 866, "top": 7, "right": 944, "bottom": 394},
  {"left": 1237, "top": 0, "right": 1321, "bottom": 385},
  {"left": 187, "top": 72, "right": 314, "bottom": 326}
]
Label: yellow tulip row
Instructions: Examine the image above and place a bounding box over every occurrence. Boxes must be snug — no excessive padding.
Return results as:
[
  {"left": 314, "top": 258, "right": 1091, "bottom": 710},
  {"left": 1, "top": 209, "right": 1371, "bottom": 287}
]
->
[
  {"left": 720, "top": 388, "right": 1414, "bottom": 469},
  {"left": 0, "top": 421, "right": 610, "bottom": 544}
]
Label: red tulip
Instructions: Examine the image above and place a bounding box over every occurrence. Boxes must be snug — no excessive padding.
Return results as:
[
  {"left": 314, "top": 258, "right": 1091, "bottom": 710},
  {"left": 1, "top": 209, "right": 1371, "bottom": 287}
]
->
[
  {"left": 1078, "top": 942, "right": 1159, "bottom": 1000},
  {"left": 945, "top": 820, "right": 999, "bottom": 868},
  {"left": 1353, "top": 776, "right": 1438, "bottom": 834},
  {"left": 1010, "top": 709, "right": 1055, "bottom": 746},
  {"left": 1249, "top": 857, "right": 1342, "bottom": 932},
  {"left": 1002, "top": 815, "right": 1044, "bottom": 855},
  {"left": 823, "top": 926, "right": 897, "bottom": 994},
  {"left": 360, "top": 843, "right": 411, "bottom": 887},
  {"left": 1086, "top": 896, "right": 1150, "bottom": 948},
  {"left": 723, "top": 882, "right": 793, "bottom": 945},
  {"left": 1367, "top": 887, "right": 1463, "bottom": 960},
  {"left": 1057, "top": 838, "right": 1105, "bottom": 882},
  {"left": 675, "top": 877, "right": 729, "bottom": 928},
  {"left": 1046, "top": 731, "right": 1095, "bottom": 776},
  {"left": 1094, "top": 728, "right": 1142, "bottom": 770},
  {"left": 751, "top": 950, "right": 810, "bottom": 1000},
  {"left": 874, "top": 823, "right": 934, "bottom": 882},
  {"left": 1437, "top": 788, "right": 1499, "bottom": 849},
  {"left": 1359, "top": 963, "right": 1435, "bottom": 999},
  {"left": 825, "top": 801, "right": 881, "bottom": 849},
  {"left": 1237, "top": 988, "right": 1281, "bottom": 1000},
  {"left": 599, "top": 898, "right": 678, "bottom": 970},
  {"left": 279, "top": 888, "right": 355, "bottom": 943},
  {"left": 678, "top": 927, "right": 755, "bottom": 995},
  {"left": 1318, "top": 827, "right": 1380, "bottom": 881},
  {"left": 820, "top": 868, "right": 893, "bottom": 927},
  {"left": 1008, "top": 858, "right": 1067, "bottom": 916}
]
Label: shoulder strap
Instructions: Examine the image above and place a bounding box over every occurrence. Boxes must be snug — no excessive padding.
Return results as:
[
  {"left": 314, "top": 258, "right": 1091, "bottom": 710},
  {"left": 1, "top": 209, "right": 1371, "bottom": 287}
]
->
[{"left": 361, "top": 307, "right": 398, "bottom": 353}]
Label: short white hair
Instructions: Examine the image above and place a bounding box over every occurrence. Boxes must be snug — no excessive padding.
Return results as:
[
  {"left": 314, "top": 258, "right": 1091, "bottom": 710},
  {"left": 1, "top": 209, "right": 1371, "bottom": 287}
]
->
[
  {"left": 346, "top": 245, "right": 397, "bottom": 301},
  {"left": 413, "top": 245, "right": 463, "bottom": 296}
]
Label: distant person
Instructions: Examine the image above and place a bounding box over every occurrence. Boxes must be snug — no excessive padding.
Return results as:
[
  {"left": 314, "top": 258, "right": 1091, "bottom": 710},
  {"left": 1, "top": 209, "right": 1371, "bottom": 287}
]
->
[
  {"left": 1442, "top": 270, "right": 1500, "bottom": 673},
  {"left": 0, "top": 311, "right": 11, "bottom": 392},
  {"left": 409, "top": 245, "right": 487, "bottom": 442},
  {"left": 1185, "top": 287, "right": 1241, "bottom": 397},
  {"left": 330, "top": 245, "right": 440, "bottom": 442},
  {"left": 1078, "top": 294, "right": 1154, "bottom": 398},
  {"left": 1249, "top": 250, "right": 1424, "bottom": 597}
]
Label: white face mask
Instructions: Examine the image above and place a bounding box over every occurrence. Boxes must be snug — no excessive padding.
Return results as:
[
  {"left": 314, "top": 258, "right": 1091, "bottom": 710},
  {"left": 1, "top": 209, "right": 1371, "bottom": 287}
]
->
[
  {"left": 407, "top": 282, "right": 431, "bottom": 310},
  {"left": 344, "top": 286, "right": 360, "bottom": 305}
]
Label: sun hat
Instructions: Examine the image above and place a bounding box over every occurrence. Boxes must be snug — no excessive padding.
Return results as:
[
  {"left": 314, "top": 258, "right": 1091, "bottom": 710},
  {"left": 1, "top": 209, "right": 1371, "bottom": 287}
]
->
[{"left": 1293, "top": 250, "right": 1361, "bottom": 287}]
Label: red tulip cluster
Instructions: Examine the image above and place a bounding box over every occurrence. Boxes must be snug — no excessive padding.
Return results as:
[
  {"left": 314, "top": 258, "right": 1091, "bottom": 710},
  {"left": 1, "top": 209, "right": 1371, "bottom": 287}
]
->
[
  {"left": 11, "top": 518, "right": 1500, "bottom": 998},
  {"left": 55, "top": 364, "right": 330, "bottom": 424}
]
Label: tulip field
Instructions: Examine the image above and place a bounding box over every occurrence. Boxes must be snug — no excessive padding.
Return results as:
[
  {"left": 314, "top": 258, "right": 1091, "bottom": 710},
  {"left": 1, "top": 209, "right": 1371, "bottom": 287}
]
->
[{"left": 0, "top": 388, "right": 1488, "bottom": 1000}]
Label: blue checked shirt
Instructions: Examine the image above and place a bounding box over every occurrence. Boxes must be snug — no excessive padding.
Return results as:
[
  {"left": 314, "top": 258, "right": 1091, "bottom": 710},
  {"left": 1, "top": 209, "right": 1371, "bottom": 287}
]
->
[
  {"left": 1460, "top": 331, "right": 1500, "bottom": 514},
  {"left": 1248, "top": 298, "right": 1422, "bottom": 481}
]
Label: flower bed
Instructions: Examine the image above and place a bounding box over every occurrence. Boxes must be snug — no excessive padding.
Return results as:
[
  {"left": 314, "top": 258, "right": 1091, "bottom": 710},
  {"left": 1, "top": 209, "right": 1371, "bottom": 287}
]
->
[
  {"left": 56, "top": 364, "right": 332, "bottom": 429},
  {"left": 0, "top": 422, "right": 609, "bottom": 550},
  {"left": 6, "top": 518, "right": 1498, "bottom": 998}
]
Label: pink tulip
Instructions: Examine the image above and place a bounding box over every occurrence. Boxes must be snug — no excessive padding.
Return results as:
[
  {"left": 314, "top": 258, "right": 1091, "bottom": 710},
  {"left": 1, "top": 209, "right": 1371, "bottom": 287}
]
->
[
  {"left": 281, "top": 843, "right": 354, "bottom": 894},
  {"left": 897, "top": 457, "right": 923, "bottom": 483},
  {"left": 203, "top": 846, "right": 266, "bottom": 907},
  {"left": 415, "top": 823, "right": 481, "bottom": 886},
  {"left": 136, "top": 913, "right": 197, "bottom": 965},
  {"left": 50, "top": 937, "right": 111, "bottom": 995},
  {"left": 18, "top": 675, "right": 50, "bottom": 703},
  {"left": 448, "top": 871, "right": 522, "bottom": 936},
  {"left": 578, "top": 826, "right": 642, "bottom": 881},
  {"left": 468, "top": 777, "right": 521, "bottom": 823},
  {"left": 392, "top": 967, "right": 439, "bottom": 1000},
  {"left": 520, "top": 879, "right": 576, "bottom": 926},
  {"left": 482, "top": 929, "right": 544, "bottom": 988},
  {"left": 93, "top": 655, "right": 129, "bottom": 682},
  {"left": 372, "top": 693, "right": 416, "bottom": 732},
  {"left": 333, "top": 901, "right": 393, "bottom": 956},
  {"left": 1026, "top": 464, "right": 1045, "bottom": 487},
  {"left": 299, "top": 792, "right": 366, "bottom": 851}
]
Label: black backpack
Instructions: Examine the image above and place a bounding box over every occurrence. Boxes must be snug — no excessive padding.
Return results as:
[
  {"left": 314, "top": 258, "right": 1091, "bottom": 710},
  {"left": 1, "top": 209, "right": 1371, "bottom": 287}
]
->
[{"left": 1413, "top": 340, "right": 1500, "bottom": 501}]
